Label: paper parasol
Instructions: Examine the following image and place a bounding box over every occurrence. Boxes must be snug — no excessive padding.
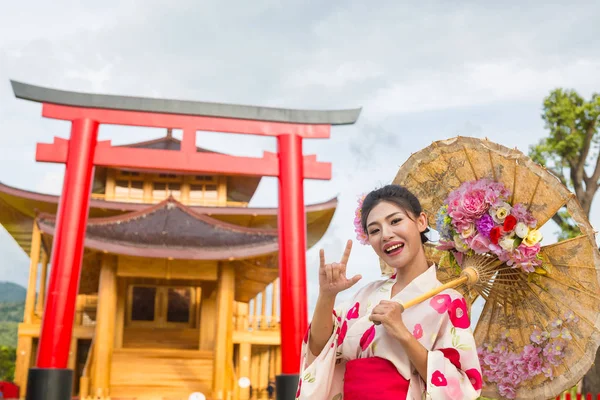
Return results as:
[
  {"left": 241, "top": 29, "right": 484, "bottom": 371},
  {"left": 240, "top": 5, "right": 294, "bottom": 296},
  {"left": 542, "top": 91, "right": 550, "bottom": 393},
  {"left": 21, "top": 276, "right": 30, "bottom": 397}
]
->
[{"left": 389, "top": 136, "right": 600, "bottom": 399}]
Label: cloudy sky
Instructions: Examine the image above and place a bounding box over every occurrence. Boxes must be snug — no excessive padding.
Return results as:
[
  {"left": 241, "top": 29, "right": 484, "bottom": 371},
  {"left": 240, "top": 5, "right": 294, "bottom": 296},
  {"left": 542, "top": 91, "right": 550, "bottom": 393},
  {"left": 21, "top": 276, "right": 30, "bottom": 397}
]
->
[{"left": 1, "top": 1, "right": 600, "bottom": 322}]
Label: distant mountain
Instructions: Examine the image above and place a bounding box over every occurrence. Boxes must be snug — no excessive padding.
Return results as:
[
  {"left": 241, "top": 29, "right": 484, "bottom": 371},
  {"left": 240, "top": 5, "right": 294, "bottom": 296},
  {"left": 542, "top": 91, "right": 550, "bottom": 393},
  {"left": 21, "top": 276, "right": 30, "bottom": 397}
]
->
[{"left": 0, "top": 282, "right": 26, "bottom": 303}]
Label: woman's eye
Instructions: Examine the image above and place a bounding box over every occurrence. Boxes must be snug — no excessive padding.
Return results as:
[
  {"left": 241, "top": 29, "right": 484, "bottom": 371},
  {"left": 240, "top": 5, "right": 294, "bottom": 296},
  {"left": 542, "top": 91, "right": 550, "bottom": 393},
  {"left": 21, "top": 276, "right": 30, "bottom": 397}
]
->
[
  {"left": 369, "top": 229, "right": 379, "bottom": 235},
  {"left": 391, "top": 218, "right": 402, "bottom": 224}
]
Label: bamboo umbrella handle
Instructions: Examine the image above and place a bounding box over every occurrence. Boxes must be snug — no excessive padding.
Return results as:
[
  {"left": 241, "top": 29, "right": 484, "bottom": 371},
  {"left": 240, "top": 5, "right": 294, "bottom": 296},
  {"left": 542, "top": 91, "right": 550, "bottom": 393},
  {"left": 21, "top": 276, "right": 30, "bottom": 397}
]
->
[
  {"left": 400, "top": 275, "right": 469, "bottom": 311},
  {"left": 400, "top": 267, "right": 478, "bottom": 311}
]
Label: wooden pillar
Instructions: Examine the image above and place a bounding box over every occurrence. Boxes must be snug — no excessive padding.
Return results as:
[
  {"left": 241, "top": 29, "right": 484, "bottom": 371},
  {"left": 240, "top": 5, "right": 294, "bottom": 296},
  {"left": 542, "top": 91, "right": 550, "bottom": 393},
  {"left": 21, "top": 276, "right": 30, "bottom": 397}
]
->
[
  {"left": 275, "top": 346, "right": 281, "bottom": 376},
  {"left": 271, "top": 279, "right": 278, "bottom": 327},
  {"left": 237, "top": 302, "right": 249, "bottom": 331},
  {"left": 105, "top": 169, "right": 116, "bottom": 200},
  {"left": 35, "top": 249, "right": 49, "bottom": 317},
  {"left": 91, "top": 254, "right": 118, "bottom": 397},
  {"left": 250, "top": 351, "right": 260, "bottom": 397},
  {"left": 252, "top": 297, "right": 258, "bottom": 331},
  {"left": 13, "top": 335, "right": 33, "bottom": 396},
  {"left": 269, "top": 347, "right": 276, "bottom": 386},
  {"left": 114, "top": 279, "right": 126, "bottom": 349},
  {"left": 238, "top": 343, "right": 251, "bottom": 400},
  {"left": 24, "top": 221, "right": 41, "bottom": 324},
  {"left": 213, "top": 263, "right": 235, "bottom": 400},
  {"left": 260, "top": 290, "right": 267, "bottom": 329},
  {"left": 259, "top": 350, "right": 269, "bottom": 399},
  {"left": 199, "top": 287, "right": 217, "bottom": 351}
]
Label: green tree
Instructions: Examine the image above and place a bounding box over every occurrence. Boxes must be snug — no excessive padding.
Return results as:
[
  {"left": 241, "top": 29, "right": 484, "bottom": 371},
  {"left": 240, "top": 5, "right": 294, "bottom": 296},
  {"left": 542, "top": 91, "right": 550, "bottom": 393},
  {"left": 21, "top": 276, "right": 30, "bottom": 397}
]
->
[
  {"left": 529, "top": 88, "right": 600, "bottom": 394},
  {"left": 0, "top": 345, "right": 16, "bottom": 382}
]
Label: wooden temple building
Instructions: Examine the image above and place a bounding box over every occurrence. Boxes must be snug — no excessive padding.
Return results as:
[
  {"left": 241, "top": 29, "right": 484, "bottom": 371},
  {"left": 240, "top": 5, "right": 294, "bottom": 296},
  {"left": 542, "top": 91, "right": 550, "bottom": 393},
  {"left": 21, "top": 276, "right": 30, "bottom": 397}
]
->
[{"left": 0, "top": 132, "right": 337, "bottom": 399}]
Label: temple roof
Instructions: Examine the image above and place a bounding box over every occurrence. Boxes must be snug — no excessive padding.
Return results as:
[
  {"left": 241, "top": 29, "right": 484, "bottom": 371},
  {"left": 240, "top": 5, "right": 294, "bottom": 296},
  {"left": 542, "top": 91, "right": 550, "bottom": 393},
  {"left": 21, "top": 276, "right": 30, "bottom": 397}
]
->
[
  {"left": 37, "top": 198, "right": 279, "bottom": 260},
  {"left": 116, "top": 131, "right": 217, "bottom": 153},
  {"left": 0, "top": 180, "right": 336, "bottom": 255}
]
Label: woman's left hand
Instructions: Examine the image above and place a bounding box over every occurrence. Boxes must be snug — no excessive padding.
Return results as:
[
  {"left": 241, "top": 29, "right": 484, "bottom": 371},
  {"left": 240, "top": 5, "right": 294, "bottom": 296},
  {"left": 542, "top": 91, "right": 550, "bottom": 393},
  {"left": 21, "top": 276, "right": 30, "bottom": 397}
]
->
[{"left": 369, "top": 300, "right": 411, "bottom": 342}]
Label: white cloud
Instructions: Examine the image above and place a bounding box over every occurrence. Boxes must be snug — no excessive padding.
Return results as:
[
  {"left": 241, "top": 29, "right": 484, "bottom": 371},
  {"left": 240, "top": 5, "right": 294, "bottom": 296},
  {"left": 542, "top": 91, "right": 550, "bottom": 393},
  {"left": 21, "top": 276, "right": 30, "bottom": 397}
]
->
[{"left": 364, "top": 59, "right": 600, "bottom": 117}]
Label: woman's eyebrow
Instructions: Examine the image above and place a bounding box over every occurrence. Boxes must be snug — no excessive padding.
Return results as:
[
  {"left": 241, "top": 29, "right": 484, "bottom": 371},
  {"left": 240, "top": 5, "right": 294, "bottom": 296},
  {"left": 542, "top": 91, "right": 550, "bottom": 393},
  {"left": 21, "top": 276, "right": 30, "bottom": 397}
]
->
[{"left": 366, "top": 212, "right": 403, "bottom": 228}]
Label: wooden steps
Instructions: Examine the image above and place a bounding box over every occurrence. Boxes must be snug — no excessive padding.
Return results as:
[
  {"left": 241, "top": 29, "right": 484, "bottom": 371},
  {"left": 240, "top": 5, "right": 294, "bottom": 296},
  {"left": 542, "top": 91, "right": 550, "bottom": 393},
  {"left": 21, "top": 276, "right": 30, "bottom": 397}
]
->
[{"left": 109, "top": 348, "right": 213, "bottom": 399}]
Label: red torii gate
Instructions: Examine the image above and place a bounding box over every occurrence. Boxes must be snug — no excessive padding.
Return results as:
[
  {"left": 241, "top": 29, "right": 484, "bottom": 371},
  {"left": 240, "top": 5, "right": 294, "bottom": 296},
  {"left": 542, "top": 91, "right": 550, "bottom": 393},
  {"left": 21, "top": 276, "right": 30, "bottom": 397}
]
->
[{"left": 11, "top": 80, "right": 360, "bottom": 400}]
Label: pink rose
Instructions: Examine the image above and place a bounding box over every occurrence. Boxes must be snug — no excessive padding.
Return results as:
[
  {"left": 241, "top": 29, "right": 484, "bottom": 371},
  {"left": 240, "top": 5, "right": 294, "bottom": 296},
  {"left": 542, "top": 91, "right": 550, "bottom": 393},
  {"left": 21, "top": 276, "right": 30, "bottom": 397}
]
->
[
  {"left": 431, "top": 370, "right": 448, "bottom": 387},
  {"left": 413, "top": 324, "right": 423, "bottom": 339},
  {"left": 360, "top": 325, "right": 376, "bottom": 351},
  {"left": 346, "top": 302, "right": 360, "bottom": 320},
  {"left": 468, "top": 233, "right": 491, "bottom": 254},
  {"left": 466, "top": 368, "right": 483, "bottom": 391},
  {"left": 459, "top": 189, "right": 487, "bottom": 219},
  {"left": 448, "top": 298, "right": 470, "bottom": 329},
  {"left": 430, "top": 294, "right": 452, "bottom": 314}
]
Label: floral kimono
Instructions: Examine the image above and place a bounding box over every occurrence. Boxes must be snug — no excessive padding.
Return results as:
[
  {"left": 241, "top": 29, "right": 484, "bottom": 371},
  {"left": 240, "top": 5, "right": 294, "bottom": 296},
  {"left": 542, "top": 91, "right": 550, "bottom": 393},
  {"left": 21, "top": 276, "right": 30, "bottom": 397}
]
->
[{"left": 297, "top": 265, "right": 482, "bottom": 400}]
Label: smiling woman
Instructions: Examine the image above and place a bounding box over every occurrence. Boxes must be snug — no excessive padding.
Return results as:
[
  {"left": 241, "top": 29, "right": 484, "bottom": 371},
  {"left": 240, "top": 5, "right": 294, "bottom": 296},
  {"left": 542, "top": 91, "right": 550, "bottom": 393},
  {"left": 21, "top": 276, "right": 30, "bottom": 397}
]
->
[{"left": 297, "top": 184, "right": 482, "bottom": 400}]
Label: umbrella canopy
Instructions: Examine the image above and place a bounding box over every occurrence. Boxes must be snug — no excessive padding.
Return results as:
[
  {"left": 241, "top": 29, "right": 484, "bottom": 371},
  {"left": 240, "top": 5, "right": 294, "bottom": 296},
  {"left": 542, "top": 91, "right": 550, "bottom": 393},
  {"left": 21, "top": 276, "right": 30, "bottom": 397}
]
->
[{"left": 390, "top": 136, "right": 600, "bottom": 400}]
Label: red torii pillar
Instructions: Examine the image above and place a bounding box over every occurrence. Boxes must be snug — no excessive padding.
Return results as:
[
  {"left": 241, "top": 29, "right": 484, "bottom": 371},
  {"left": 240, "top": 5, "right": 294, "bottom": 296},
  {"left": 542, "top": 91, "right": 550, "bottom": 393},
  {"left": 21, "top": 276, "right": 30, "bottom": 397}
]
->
[{"left": 11, "top": 81, "right": 360, "bottom": 400}]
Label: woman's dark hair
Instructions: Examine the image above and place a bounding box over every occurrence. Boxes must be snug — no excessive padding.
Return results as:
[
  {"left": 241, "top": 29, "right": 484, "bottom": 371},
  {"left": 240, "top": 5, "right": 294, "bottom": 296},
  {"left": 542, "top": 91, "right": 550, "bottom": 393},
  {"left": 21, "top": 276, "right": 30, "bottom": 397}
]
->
[{"left": 360, "top": 184, "right": 430, "bottom": 244}]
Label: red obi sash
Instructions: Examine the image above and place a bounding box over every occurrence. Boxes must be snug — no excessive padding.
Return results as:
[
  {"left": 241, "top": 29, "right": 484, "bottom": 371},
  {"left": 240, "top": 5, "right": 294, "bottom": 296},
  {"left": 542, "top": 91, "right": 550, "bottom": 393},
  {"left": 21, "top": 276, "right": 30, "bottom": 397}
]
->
[{"left": 343, "top": 357, "right": 409, "bottom": 400}]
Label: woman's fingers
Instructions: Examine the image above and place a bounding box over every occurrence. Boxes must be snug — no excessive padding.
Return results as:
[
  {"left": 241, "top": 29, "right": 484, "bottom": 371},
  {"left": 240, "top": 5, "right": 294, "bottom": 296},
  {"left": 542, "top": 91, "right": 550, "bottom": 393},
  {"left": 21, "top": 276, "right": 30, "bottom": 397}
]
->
[
  {"left": 325, "top": 263, "right": 333, "bottom": 284},
  {"left": 340, "top": 239, "right": 353, "bottom": 266},
  {"left": 319, "top": 248, "right": 325, "bottom": 269}
]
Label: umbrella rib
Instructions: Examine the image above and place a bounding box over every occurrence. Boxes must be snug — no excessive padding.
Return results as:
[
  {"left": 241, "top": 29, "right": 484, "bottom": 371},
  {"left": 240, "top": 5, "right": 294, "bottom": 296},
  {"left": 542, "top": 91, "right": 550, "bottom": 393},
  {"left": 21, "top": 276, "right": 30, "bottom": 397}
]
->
[
  {"left": 488, "top": 150, "right": 497, "bottom": 181},
  {"left": 545, "top": 262, "right": 598, "bottom": 270},
  {"left": 526, "top": 175, "right": 542, "bottom": 212},
  {"left": 525, "top": 280, "right": 600, "bottom": 330},
  {"left": 462, "top": 146, "right": 478, "bottom": 180},
  {"left": 539, "top": 272, "right": 600, "bottom": 301}
]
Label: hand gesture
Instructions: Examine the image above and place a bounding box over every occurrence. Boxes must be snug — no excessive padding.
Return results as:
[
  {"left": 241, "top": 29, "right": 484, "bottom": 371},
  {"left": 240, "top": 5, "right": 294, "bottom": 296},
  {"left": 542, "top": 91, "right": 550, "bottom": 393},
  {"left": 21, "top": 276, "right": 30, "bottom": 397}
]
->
[
  {"left": 369, "top": 300, "right": 410, "bottom": 342},
  {"left": 318, "top": 240, "right": 362, "bottom": 298}
]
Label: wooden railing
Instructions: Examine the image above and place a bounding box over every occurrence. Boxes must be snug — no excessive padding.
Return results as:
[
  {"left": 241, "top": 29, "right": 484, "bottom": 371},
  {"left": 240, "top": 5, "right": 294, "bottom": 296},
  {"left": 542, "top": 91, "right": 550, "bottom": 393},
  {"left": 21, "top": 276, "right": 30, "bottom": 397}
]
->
[
  {"left": 234, "top": 280, "right": 280, "bottom": 333},
  {"left": 74, "top": 294, "right": 98, "bottom": 327}
]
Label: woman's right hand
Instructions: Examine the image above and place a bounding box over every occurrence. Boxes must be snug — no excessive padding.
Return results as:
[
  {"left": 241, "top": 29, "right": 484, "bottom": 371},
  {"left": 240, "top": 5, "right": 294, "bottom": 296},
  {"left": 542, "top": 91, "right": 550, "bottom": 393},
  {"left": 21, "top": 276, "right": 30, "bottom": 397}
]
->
[{"left": 318, "top": 239, "right": 362, "bottom": 298}]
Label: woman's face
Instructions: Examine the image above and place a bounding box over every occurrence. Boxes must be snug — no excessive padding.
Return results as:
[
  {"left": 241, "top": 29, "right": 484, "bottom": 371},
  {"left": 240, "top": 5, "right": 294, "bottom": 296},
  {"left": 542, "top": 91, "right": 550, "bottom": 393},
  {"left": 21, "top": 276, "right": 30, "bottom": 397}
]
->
[{"left": 365, "top": 200, "right": 428, "bottom": 270}]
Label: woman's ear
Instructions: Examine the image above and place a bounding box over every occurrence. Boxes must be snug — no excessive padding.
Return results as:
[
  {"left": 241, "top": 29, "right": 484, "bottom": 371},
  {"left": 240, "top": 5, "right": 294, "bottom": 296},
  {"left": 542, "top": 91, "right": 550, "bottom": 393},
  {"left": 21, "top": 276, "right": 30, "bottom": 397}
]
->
[{"left": 417, "top": 212, "right": 428, "bottom": 232}]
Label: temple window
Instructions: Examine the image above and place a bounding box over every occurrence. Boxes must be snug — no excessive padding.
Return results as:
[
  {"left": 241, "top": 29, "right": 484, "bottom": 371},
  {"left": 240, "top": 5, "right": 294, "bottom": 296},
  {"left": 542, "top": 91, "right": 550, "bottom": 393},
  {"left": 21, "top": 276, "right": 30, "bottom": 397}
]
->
[
  {"left": 114, "top": 171, "right": 144, "bottom": 202},
  {"left": 127, "top": 285, "right": 194, "bottom": 327},
  {"left": 188, "top": 175, "right": 219, "bottom": 205}
]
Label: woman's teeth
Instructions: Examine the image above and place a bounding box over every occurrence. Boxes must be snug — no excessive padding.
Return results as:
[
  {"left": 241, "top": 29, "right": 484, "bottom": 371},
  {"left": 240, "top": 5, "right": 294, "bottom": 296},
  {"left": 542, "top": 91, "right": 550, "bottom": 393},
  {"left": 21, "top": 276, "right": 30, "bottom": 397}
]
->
[{"left": 385, "top": 244, "right": 404, "bottom": 254}]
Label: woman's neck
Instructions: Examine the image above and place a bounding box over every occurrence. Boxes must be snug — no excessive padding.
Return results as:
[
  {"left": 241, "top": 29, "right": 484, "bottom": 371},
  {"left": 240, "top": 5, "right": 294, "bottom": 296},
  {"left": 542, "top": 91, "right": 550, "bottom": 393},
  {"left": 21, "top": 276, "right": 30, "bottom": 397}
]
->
[{"left": 393, "top": 249, "right": 430, "bottom": 290}]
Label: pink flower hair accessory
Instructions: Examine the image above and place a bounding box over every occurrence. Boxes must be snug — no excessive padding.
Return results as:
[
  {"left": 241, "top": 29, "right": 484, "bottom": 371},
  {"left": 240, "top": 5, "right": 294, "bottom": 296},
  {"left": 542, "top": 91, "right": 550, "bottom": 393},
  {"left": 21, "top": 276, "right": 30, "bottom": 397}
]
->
[{"left": 354, "top": 193, "right": 369, "bottom": 245}]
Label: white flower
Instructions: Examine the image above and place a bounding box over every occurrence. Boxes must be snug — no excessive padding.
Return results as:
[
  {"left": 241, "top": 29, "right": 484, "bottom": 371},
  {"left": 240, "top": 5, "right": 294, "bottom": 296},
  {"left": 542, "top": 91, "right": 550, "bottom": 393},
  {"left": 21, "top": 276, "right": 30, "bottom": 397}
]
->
[
  {"left": 499, "top": 235, "right": 516, "bottom": 251},
  {"left": 515, "top": 222, "right": 529, "bottom": 238},
  {"left": 490, "top": 202, "right": 512, "bottom": 223}
]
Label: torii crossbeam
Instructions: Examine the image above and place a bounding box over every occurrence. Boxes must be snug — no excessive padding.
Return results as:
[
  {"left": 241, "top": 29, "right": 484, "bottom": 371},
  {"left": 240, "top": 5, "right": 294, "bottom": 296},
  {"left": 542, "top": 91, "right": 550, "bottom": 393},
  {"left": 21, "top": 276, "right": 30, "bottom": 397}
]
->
[{"left": 10, "top": 80, "right": 361, "bottom": 400}]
